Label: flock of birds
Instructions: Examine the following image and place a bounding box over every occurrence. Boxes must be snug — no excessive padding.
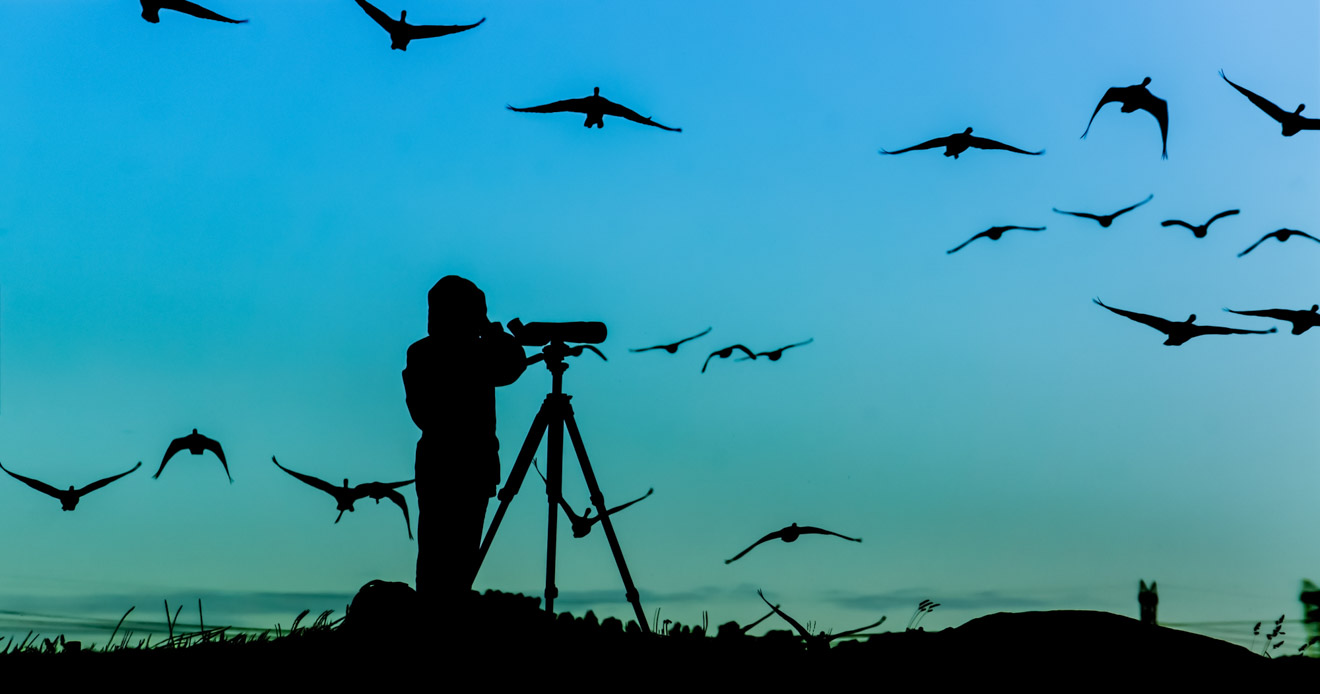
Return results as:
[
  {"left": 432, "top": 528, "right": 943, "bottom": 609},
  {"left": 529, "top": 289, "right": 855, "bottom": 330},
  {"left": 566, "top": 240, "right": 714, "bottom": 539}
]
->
[
  {"left": 1, "top": 428, "right": 416, "bottom": 537},
  {"left": 627, "top": 328, "right": 815, "bottom": 373}
]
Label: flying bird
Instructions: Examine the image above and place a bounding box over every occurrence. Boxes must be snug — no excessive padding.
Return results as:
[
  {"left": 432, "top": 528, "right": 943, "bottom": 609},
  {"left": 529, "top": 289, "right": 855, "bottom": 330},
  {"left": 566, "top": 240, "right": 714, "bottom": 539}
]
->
[
  {"left": 630, "top": 327, "right": 712, "bottom": 354},
  {"left": 1081, "top": 77, "right": 1169, "bottom": 158},
  {"left": 1224, "top": 305, "right": 1320, "bottom": 335},
  {"left": 725, "top": 522, "right": 861, "bottom": 564},
  {"left": 947, "top": 226, "right": 1046, "bottom": 254},
  {"left": 353, "top": 0, "right": 485, "bottom": 51},
  {"left": 532, "top": 459, "right": 652, "bottom": 538},
  {"left": 154, "top": 429, "right": 230, "bottom": 482},
  {"left": 1220, "top": 70, "right": 1319, "bottom": 137},
  {"left": 0, "top": 461, "right": 141, "bottom": 511},
  {"left": 1160, "top": 209, "right": 1239, "bottom": 238},
  {"left": 271, "top": 457, "right": 415, "bottom": 539},
  {"left": 1053, "top": 194, "right": 1153, "bottom": 227},
  {"left": 507, "top": 87, "right": 681, "bottom": 132},
  {"left": 701, "top": 344, "right": 756, "bottom": 373},
  {"left": 737, "top": 338, "right": 814, "bottom": 361},
  {"left": 1093, "top": 298, "right": 1276, "bottom": 346},
  {"left": 140, "top": 0, "right": 247, "bottom": 23},
  {"left": 1238, "top": 229, "right": 1320, "bottom": 257},
  {"left": 880, "top": 127, "right": 1043, "bottom": 159},
  {"left": 757, "top": 589, "right": 886, "bottom": 650}
]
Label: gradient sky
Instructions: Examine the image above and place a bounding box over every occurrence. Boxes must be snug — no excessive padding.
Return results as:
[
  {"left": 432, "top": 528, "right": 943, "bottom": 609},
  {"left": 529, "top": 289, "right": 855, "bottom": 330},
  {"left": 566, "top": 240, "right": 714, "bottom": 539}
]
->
[{"left": 0, "top": 1, "right": 1316, "bottom": 648}]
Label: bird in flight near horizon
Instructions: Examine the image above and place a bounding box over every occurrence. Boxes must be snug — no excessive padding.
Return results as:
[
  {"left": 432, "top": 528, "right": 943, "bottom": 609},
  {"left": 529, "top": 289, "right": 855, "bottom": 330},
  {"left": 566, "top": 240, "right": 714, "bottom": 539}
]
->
[
  {"left": 737, "top": 338, "right": 814, "bottom": 362},
  {"left": 947, "top": 226, "right": 1046, "bottom": 254},
  {"left": 507, "top": 87, "right": 681, "bottom": 132},
  {"left": 140, "top": 0, "right": 246, "bottom": 24},
  {"left": 1081, "top": 77, "right": 1169, "bottom": 158},
  {"left": 702, "top": 344, "right": 756, "bottom": 373},
  {"left": 154, "top": 429, "right": 230, "bottom": 482},
  {"left": 880, "top": 127, "right": 1043, "bottom": 159},
  {"left": 272, "top": 457, "right": 415, "bottom": 539},
  {"left": 1220, "top": 70, "right": 1319, "bottom": 137},
  {"left": 630, "top": 327, "right": 712, "bottom": 354},
  {"left": 1237, "top": 228, "right": 1320, "bottom": 257},
  {"left": 757, "top": 589, "right": 886, "bottom": 648},
  {"left": 1223, "top": 305, "right": 1320, "bottom": 335},
  {"left": 353, "top": 0, "right": 485, "bottom": 51},
  {"left": 725, "top": 522, "right": 861, "bottom": 564},
  {"left": 1053, "top": 194, "right": 1153, "bottom": 228},
  {"left": 0, "top": 461, "right": 141, "bottom": 511},
  {"left": 532, "top": 459, "right": 652, "bottom": 538},
  {"left": 1160, "top": 209, "right": 1240, "bottom": 238},
  {"left": 1093, "top": 298, "right": 1276, "bottom": 346}
]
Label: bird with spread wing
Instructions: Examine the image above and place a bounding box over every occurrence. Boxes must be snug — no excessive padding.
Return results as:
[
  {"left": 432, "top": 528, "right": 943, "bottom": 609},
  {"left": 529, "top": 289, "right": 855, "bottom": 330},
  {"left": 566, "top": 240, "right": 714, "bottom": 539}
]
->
[
  {"left": 1220, "top": 70, "right": 1319, "bottom": 137},
  {"left": 701, "top": 344, "right": 756, "bottom": 373},
  {"left": 507, "top": 87, "right": 681, "bottom": 132},
  {"left": 353, "top": 0, "right": 484, "bottom": 51},
  {"left": 1224, "top": 305, "right": 1320, "bottom": 335},
  {"left": 757, "top": 589, "right": 886, "bottom": 650},
  {"left": 0, "top": 461, "right": 141, "bottom": 511},
  {"left": 272, "top": 457, "right": 415, "bottom": 539},
  {"left": 140, "top": 0, "right": 246, "bottom": 24},
  {"left": 155, "top": 429, "right": 230, "bottom": 482},
  {"left": 725, "top": 522, "right": 861, "bottom": 564},
  {"left": 532, "top": 459, "right": 652, "bottom": 538},
  {"left": 1093, "top": 298, "right": 1276, "bottom": 346},
  {"left": 1161, "top": 209, "right": 1239, "bottom": 238},
  {"left": 947, "top": 226, "right": 1046, "bottom": 254},
  {"left": 880, "top": 127, "right": 1043, "bottom": 159},
  {"left": 630, "top": 327, "right": 711, "bottom": 354},
  {"left": 1081, "top": 77, "right": 1169, "bottom": 158},
  {"left": 1053, "top": 194, "right": 1152, "bottom": 228},
  {"left": 1238, "top": 229, "right": 1320, "bottom": 257}
]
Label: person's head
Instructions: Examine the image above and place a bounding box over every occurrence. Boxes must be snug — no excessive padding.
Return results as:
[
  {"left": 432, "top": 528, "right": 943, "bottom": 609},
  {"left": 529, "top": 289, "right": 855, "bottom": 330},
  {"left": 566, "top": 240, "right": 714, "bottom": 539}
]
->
[{"left": 428, "top": 275, "right": 488, "bottom": 337}]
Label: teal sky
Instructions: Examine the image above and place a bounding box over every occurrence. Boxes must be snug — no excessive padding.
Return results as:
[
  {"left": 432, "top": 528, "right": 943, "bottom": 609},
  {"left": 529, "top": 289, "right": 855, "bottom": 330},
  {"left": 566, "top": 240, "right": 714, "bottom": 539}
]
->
[{"left": 0, "top": 1, "right": 1316, "bottom": 647}]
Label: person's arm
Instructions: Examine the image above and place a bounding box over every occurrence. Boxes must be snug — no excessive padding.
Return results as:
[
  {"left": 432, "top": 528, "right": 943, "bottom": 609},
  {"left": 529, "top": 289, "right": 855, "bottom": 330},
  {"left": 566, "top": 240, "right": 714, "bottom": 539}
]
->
[{"left": 481, "top": 322, "right": 527, "bottom": 387}]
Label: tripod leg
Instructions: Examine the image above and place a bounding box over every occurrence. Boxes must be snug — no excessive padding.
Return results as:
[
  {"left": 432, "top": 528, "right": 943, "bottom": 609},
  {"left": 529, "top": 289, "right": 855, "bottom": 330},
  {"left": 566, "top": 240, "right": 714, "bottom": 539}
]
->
[
  {"left": 562, "top": 408, "right": 650, "bottom": 634},
  {"left": 544, "top": 395, "right": 567, "bottom": 615},
  {"left": 474, "top": 400, "right": 551, "bottom": 582}
]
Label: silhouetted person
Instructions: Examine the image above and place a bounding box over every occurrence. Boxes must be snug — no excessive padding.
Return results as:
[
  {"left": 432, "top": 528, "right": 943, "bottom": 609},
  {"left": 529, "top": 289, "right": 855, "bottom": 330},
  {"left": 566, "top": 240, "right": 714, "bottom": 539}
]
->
[
  {"left": 1224, "top": 305, "right": 1320, "bottom": 335},
  {"left": 507, "top": 87, "right": 682, "bottom": 132},
  {"left": 155, "top": 429, "right": 229, "bottom": 482},
  {"left": 1220, "top": 70, "right": 1319, "bottom": 136},
  {"left": 1139, "top": 580, "right": 1158, "bottom": 626},
  {"left": 140, "top": 0, "right": 246, "bottom": 24},
  {"left": 1093, "top": 298, "right": 1276, "bottom": 345},
  {"left": 1081, "top": 77, "right": 1169, "bottom": 158},
  {"left": 630, "top": 327, "right": 711, "bottom": 354},
  {"left": 880, "top": 127, "right": 1043, "bottom": 159},
  {"left": 404, "top": 276, "right": 526, "bottom": 601},
  {"left": 531, "top": 459, "right": 652, "bottom": 538},
  {"left": 0, "top": 461, "right": 140, "bottom": 511},
  {"left": 1161, "top": 209, "right": 1239, "bottom": 238},
  {"left": 271, "top": 456, "right": 415, "bottom": 538},
  {"left": 701, "top": 344, "right": 756, "bottom": 373},
  {"left": 736, "top": 338, "right": 814, "bottom": 362},
  {"left": 1238, "top": 228, "right": 1320, "bottom": 257},
  {"left": 1053, "top": 194, "right": 1152, "bottom": 227},
  {"left": 725, "top": 522, "right": 861, "bottom": 564},
  {"left": 353, "top": 0, "right": 485, "bottom": 51},
  {"left": 947, "top": 226, "right": 1046, "bottom": 254}
]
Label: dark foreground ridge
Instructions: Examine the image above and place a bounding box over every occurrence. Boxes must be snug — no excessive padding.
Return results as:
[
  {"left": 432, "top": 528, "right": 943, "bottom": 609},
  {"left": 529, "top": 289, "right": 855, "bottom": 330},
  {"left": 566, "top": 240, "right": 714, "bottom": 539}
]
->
[{"left": 1, "top": 587, "right": 1314, "bottom": 687}]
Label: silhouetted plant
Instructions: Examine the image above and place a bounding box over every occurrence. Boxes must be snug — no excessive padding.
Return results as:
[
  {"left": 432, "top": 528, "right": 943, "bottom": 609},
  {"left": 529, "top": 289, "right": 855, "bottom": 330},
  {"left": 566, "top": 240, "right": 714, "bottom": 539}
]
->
[{"left": 906, "top": 599, "right": 939, "bottom": 631}]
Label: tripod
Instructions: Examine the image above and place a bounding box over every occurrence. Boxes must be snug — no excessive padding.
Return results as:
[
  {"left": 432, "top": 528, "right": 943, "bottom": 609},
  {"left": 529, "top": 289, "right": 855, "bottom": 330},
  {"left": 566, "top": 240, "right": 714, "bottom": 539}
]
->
[{"left": 474, "top": 339, "right": 649, "bottom": 632}]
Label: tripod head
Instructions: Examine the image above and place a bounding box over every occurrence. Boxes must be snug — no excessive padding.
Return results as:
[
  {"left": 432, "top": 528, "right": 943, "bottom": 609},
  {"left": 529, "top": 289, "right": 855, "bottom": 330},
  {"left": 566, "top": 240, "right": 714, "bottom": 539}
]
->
[{"left": 509, "top": 318, "right": 608, "bottom": 393}]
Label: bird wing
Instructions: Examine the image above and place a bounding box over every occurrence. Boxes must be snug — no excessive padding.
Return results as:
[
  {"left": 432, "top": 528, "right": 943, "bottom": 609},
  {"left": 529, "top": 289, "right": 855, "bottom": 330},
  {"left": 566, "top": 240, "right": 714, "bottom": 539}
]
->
[
  {"left": 603, "top": 488, "right": 654, "bottom": 516},
  {"left": 879, "top": 136, "right": 948, "bottom": 155},
  {"left": 154, "top": 437, "right": 188, "bottom": 478},
  {"left": 1190, "top": 324, "right": 1277, "bottom": 337},
  {"left": 827, "top": 615, "right": 888, "bottom": 642},
  {"left": 531, "top": 459, "right": 584, "bottom": 523},
  {"left": 1160, "top": 219, "right": 1194, "bottom": 230},
  {"left": 1081, "top": 88, "right": 1123, "bottom": 138},
  {"left": 946, "top": 233, "right": 984, "bottom": 254},
  {"left": 1112, "top": 194, "right": 1154, "bottom": 217},
  {"left": 1053, "top": 208, "right": 1100, "bottom": 221},
  {"left": 1004, "top": 226, "right": 1046, "bottom": 232},
  {"left": 597, "top": 99, "right": 681, "bottom": 132},
  {"left": 1093, "top": 298, "right": 1178, "bottom": 334},
  {"left": 724, "top": 529, "right": 784, "bottom": 564},
  {"left": 798, "top": 525, "right": 862, "bottom": 542},
  {"left": 757, "top": 590, "right": 811, "bottom": 639},
  {"left": 0, "top": 462, "right": 62, "bottom": 498},
  {"left": 674, "top": 327, "right": 713, "bottom": 347},
  {"left": 1293, "top": 231, "right": 1320, "bottom": 244},
  {"left": 199, "top": 434, "right": 230, "bottom": 481},
  {"left": 376, "top": 488, "right": 414, "bottom": 540},
  {"left": 628, "top": 345, "right": 663, "bottom": 353},
  {"left": 271, "top": 456, "right": 341, "bottom": 496},
  {"left": 1140, "top": 97, "right": 1169, "bottom": 158},
  {"left": 1238, "top": 234, "right": 1271, "bottom": 257},
  {"left": 353, "top": 0, "right": 395, "bottom": 31},
  {"left": 78, "top": 462, "right": 143, "bottom": 496},
  {"left": 407, "top": 17, "right": 486, "bottom": 40},
  {"left": 779, "top": 338, "right": 814, "bottom": 351},
  {"left": 965, "top": 136, "right": 1043, "bottom": 155},
  {"left": 506, "top": 97, "right": 593, "bottom": 114},
  {"left": 1207, "top": 209, "right": 1240, "bottom": 225},
  {"left": 1224, "top": 308, "right": 1290, "bottom": 321},
  {"left": 1220, "top": 70, "right": 1290, "bottom": 123},
  {"left": 159, "top": 0, "right": 246, "bottom": 23}
]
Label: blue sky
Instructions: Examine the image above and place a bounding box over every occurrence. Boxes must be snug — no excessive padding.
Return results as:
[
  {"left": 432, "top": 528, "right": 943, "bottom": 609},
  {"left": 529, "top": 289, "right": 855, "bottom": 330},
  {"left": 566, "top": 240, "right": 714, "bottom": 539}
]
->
[{"left": 0, "top": 1, "right": 1316, "bottom": 647}]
